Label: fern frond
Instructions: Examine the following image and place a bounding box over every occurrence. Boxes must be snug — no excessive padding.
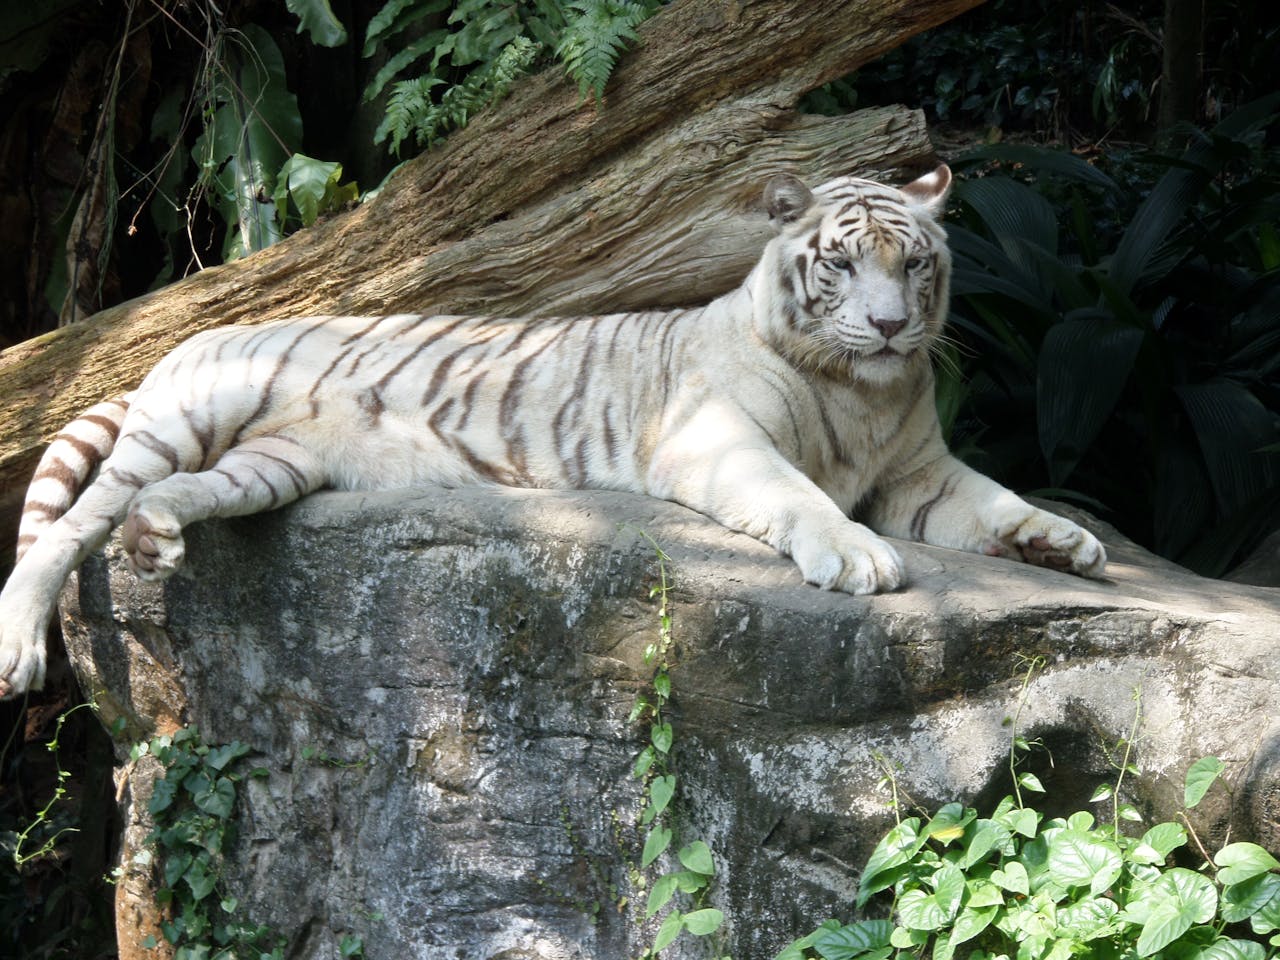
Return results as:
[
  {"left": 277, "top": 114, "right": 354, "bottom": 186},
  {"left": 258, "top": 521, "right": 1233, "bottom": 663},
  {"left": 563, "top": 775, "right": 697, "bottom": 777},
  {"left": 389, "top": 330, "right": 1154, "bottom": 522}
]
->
[
  {"left": 376, "top": 75, "right": 444, "bottom": 156},
  {"left": 411, "top": 35, "right": 539, "bottom": 148},
  {"left": 556, "top": 0, "right": 650, "bottom": 100},
  {"left": 363, "top": 0, "right": 450, "bottom": 56}
]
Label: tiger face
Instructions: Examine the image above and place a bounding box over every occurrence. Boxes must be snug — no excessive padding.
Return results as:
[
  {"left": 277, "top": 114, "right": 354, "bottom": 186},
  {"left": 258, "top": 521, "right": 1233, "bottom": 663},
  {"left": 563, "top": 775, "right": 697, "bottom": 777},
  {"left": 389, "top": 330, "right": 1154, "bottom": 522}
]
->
[{"left": 761, "top": 166, "right": 953, "bottom": 386}]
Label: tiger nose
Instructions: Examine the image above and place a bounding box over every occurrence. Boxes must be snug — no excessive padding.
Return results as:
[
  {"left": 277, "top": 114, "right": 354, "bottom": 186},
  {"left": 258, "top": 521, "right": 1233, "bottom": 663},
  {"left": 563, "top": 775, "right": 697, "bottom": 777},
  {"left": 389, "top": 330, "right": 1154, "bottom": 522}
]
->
[{"left": 870, "top": 317, "right": 907, "bottom": 340}]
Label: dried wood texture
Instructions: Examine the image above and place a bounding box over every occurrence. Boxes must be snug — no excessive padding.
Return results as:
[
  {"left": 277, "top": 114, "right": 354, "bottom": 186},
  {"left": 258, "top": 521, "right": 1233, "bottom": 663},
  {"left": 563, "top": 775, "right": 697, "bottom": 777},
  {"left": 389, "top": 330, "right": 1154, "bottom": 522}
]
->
[{"left": 0, "top": 0, "right": 984, "bottom": 532}]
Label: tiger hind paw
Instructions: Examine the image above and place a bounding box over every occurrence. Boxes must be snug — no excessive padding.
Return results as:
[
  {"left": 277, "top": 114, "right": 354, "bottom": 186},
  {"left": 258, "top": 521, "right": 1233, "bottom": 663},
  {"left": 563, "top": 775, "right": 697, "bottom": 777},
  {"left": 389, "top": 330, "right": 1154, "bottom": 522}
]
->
[{"left": 122, "top": 504, "right": 187, "bottom": 581}]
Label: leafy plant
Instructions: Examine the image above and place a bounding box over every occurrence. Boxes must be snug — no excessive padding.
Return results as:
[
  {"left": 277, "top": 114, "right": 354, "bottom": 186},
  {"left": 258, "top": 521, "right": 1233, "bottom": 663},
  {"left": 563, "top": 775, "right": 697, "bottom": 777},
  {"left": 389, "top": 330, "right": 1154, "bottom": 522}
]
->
[
  {"left": 627, "top": 533, "right": 728, "bottom": 957},
  {"left": 364, "top": 0, "right": 665, "bottom": 156},
  {"left": 941, "top": 94, "right": 1280, "bottom": 575},
  {"left": 777, "top": 663, "right": 1278, "bottom": 960},
  {"left": 134, "top": 726, "right": 285, "bottom": 959}
]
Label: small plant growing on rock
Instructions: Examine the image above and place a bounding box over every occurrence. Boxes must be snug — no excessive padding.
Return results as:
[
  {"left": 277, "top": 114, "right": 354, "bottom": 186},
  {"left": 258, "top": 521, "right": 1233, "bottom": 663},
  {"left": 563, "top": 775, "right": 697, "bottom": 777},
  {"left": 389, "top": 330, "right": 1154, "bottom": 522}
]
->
[{"left": 777, "top": 671, "right": 1278, "bottom": 960}]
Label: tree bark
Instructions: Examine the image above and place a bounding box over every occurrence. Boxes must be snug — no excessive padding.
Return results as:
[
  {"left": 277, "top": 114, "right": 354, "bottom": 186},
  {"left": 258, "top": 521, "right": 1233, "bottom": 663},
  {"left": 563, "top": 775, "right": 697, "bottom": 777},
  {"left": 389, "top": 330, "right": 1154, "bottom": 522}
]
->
[
  {"left": 1158, "top": 0, "right": 1203, "bottom": 141},
  {"left": 0, "top": 0, "right": 983, "bottom": 547}
]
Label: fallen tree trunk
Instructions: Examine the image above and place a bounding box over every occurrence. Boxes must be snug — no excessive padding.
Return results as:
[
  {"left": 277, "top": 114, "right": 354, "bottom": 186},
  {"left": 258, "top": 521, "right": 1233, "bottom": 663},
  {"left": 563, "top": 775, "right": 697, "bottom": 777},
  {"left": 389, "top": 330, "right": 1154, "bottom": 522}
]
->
[{"left": 0, "top": 0, "right": 984, "bottom": 547}]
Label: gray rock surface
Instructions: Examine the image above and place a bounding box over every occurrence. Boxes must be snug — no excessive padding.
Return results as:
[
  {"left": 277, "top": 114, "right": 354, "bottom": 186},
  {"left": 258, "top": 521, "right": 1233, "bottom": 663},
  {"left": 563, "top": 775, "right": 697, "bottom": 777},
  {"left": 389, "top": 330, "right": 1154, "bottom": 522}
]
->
[{"left": 59, "top": 487, "right": 1280, "bottom": 960}]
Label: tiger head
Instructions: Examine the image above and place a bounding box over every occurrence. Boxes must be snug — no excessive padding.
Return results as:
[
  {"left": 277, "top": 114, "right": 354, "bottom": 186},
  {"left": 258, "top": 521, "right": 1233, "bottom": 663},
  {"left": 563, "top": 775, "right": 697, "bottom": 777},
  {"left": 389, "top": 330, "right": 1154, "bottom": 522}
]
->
[{"left": 757, "top": 165, "right": 952, "bottom": 386}]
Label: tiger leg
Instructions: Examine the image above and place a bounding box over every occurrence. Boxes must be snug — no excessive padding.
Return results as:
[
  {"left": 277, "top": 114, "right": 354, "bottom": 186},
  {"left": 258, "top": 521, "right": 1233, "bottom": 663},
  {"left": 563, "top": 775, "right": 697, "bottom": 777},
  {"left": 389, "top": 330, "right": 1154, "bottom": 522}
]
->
[
  {"left": 868, "top": 454, "right": 1107, "bottom": 578},
  {"left": 121, "top": 434, "right": 325, "bottom": 581},
  {"left": 0, "top": 445, "right": 177, "bottom": 698}
]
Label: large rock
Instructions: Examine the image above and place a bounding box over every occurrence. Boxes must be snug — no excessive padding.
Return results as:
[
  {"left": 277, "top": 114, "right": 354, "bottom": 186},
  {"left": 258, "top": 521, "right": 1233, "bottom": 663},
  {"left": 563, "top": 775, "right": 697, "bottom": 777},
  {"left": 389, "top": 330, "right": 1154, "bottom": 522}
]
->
[{"left": 60, "top": 488, "right": 1280, "bottom": 960}]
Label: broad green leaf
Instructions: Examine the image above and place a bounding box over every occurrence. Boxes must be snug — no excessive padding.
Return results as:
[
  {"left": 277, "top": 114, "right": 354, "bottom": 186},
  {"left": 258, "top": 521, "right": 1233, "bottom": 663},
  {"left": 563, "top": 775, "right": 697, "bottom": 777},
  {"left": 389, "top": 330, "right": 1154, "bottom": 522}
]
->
[
  {"left": 890, "top": 925, "right": 928, "bottom": 948},
  {"left": 1018, "top": 772, "right": 1046, "bottom": 794},
  {"left": 1008, "top": 808, "right": 1039, "bottom": 839},
  {"left": 286, "top": 0, "right": 348, "bottom": 47},
  {"left": 1047, "top": 830, "right": 1123, "bottom": 896},
  {"left": 194, "top": 777, "right": 236, "bottom": 819},
  {"left": 651, "top": 722, "right": 673, "bottom": 754},
  {"left": 633, "top": 746, "right": 655, "bottom": 778},
  {"left": 961, "top": 820, "right": 1006, "bottom": 868},
  {"left": 1177, "top": 381, "right": 1280, "bottom": 517},
  {"left": 1194, "top": 939, "right": 1268, "bottom": 960},
  {"left": 1090, "top": 784, "right": 1114, "bottom": 803},
  {"left": 1185, "top": 757, "right": 1226, "bottom": 808},
  {"left": 933, "top": 863, "right": 966, "bottom": 919},
  {"left": 192, "top": 26, "right": 301, "bottom": 259},
  {"left": 641, "top": 825, "right": 672, "bottom": 869},
  {"left": 1056, "top": 897, "right": 1119, "bottom": 940},
  {"left": 967, "top": 879, "right": 1005, "bottom": 908},
  {"left": 772, "top": 921, "right": 843, "bottom": 960},
  {"left": 957, "top": 143, "right": 1119, "bottom": 191},
  {"left": 811, "top": 919, "right": 893, "bottom": 960},
  {"left": 647, "top": 775, "right": 676, "bottom": 821},
  {"left": 927, "top": 803, "right": 976, "bottom": 844},
  {"left": 1159, "top": 867, "right": 1219, "bottom": 923},
  {"left": 952, "top": 905, "right": 998, "bottom": 946},
  {"left": 1136, "top": 901, "right": 1195, "bottom": 957},
  {"left": 654, "top": 672, "right": 671, "bottom": 699},
  {"left": 682, "top": 908, "right": 725, "bottom": 936},
  {"left": 654, "top": 909, "right": 683, "bottom": 951},
  {"left": 149, "top": 776, "right": 179, "bottom": 815},
  {"left": 898, "top": 889, "right": 948, "bottom": 931},
  {"left": 1037, "top": 315, "right": 1145, "bottom": 484},
  {"left": 678, "top": 840, "right": 715, "bottom": 876},
  {"left": 273, "top": 154, "right": 342, "bottom": 227},
  {"left": 646, "top": 874, "right": 678, "bottom": 918},
  {"left": 184, "top": 862, "right": 218, "bottom": 901},
  {"left": 205, "top": 741, "right": 250, "bottom": 772},
  {"left": 857, "top": 818, "right": 923, "bottom": 907},
  {"left": 992, "top": 861, "right": 1030, "bottom": 895},
  {"left": 1066, "top": 811, "right": 1095, "bottom": 832},
  {"left": 1141, "top": 824, "right": 1187, "bottom": 860},
  {"left": 1222, "top": 873, "right": 1280, "bottom": 923},
  {"left": 1215, "top": 843, "right": 1280, "bottom": 885}
]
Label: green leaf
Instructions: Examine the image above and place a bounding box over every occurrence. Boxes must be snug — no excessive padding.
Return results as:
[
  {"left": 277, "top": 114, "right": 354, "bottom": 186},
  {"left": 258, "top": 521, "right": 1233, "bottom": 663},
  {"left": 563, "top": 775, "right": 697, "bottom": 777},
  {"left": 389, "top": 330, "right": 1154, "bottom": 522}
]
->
[
  {"left": 678, "top": 840, "right": 715, "bottom": 876},
  {"left": 1046, "top": 830, "right": 1123, "bottom": 896},
  {"left": 654, "top": 909, "right": 683, "bottom": 951},
  {"left": 682, "top": 908, "right": 725, "bottom": 936},
  {"left": 810, "top": 919, "right": 893, "bottom": 960},
  {"left": 1037, "top": 314, "right": 1145, "bottom": 484},
  {"left": 633, "top": 745, "right": 655, "bottom": 778},
  {"left": 1194, "top": 939, "right": 1268, "bottom": 960},
  {"left": 1136, "top": 901, "right": 1195, "bottom": 957},
  {"left": 647, "top": 775, "right": 676, "bottom": 820},
  {"left": 1132, "top": 823, "right": 1187, "bottom": 863},
  {"left": 651, "top": 722, "right": 673, "bottom": 754},
  {"left": 273, "top": 154, "right": 342, "bottom": 227},
  {"left": 192, "top": 26, "right": 301, "bottom": 259},
  {"left": 926, "top": 803, "right": 975, "bottom": 844},
  {"left": 960, "top": 820, "right": 1006, "bottom": 868},
  {"left": 642, "top": 825, "right": 672, "bottom": 869},
  {"left": 194, "top": 777, "right": 236, "bottom": 820},
  {"left": 898, "top": 889, "right": 948, "bottom": 932},
  {"left": 149, "top": 776, "right": 179, "bottom": 815},
  {"left": 646, "top": 873, "right": 679, "bottom": 918},
  {"left": 966, "top": 879, "right": 1005, "bottom": 908},
  {"left": 654, "top": 671, "right": 671, "bottom": 699},
  {"left": 184, "top": 862, "right": 218, "bottom": 901},
  {"left": 932, "top": 863, "right": 966, "bottom": 919},
  {"left": 857, "top": 818, "right": 923, "bottom": 907},
  {"left": 205, "top": 741, "right": 251, "bottom": 772},
  {"left": 1185, "top": 757, "right": 1226, "bottom": 808},
  {"left": 1018, "top": 772, "right": 1046, "bottom": 793},
  {"left": 1090, "top": 784, "right": 1114, "bottom": 803},
  {"left": 991, "top": 861, "right": 1029, "bottom": 895},
  {"left": 952, "top": 905, "right": 998, "bottom": 946},
  {"left": 286, "top": 0, "right": 348, "bottom": 47},
  {"left": 1221, "top": 873, "right": 1280, "bottom": 923},
  {"left": 1215, "top": 843, "right": 1280, "bottom": 885},
  {"left": 1056, "top": 897, "right": 1119, "bottom": 940}
]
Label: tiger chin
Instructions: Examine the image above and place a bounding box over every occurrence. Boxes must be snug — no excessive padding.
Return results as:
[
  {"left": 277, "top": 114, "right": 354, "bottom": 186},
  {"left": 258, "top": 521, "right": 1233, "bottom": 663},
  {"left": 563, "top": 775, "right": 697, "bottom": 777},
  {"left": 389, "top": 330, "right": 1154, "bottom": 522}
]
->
[{"left": 0, "top": 164, "right": 1105, "bottom": 700}]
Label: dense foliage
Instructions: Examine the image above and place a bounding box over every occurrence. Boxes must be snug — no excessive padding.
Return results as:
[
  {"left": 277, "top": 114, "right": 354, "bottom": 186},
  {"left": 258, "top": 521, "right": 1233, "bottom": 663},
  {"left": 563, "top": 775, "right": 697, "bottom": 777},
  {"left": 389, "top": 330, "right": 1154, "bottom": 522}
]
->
[{"left": 940, "top": 98, "right": 1280, "bottom": 576}]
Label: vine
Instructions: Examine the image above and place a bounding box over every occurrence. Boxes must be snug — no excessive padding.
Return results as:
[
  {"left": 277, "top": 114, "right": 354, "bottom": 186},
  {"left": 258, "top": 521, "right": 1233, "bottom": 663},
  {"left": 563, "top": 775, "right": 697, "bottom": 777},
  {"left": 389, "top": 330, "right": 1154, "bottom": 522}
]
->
[{"left": 628, "top": 532, "right": 728, "bottom": 957}]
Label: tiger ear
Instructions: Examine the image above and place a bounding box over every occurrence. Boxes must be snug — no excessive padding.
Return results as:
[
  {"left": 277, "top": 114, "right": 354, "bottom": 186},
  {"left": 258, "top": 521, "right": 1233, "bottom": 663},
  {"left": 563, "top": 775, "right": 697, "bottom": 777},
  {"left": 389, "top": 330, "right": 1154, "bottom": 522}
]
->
[
  {"left": 764, "top": 174, "right": 815, "bottom": 227},
  {"left": 901, "top": 164, "right": 952, "bottom": 219}
]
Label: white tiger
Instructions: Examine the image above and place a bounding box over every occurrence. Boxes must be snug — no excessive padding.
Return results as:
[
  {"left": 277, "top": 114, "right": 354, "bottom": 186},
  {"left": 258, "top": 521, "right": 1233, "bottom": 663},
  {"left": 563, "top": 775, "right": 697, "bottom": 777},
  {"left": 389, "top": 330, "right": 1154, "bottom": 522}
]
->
[{"left": 0, "top": 165, "right": 1105, "bottom": 699}]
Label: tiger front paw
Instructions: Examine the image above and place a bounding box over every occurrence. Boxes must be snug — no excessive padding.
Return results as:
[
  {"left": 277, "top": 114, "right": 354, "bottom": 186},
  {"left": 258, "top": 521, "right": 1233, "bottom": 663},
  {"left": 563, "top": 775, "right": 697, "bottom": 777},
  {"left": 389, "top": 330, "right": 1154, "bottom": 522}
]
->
[
  {"left": 122, "top": 503, "right": 187, "bottom": 581},
  {"left": 0, "top": 601, "right": 48, "bottom": 700},
  {"left": 985, "top": 504, "right": 1106, "bottom": 579},
  {"left": 791, "top": 518, "right": 906, "bottom": 594}
]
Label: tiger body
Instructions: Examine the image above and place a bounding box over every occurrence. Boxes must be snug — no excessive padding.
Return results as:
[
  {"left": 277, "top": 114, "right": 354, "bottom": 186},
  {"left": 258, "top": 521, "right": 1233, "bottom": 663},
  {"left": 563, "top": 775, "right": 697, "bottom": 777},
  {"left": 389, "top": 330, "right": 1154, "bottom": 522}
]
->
[{"left": 0, "top": 166, "right": 1105, "bottom": 698}]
